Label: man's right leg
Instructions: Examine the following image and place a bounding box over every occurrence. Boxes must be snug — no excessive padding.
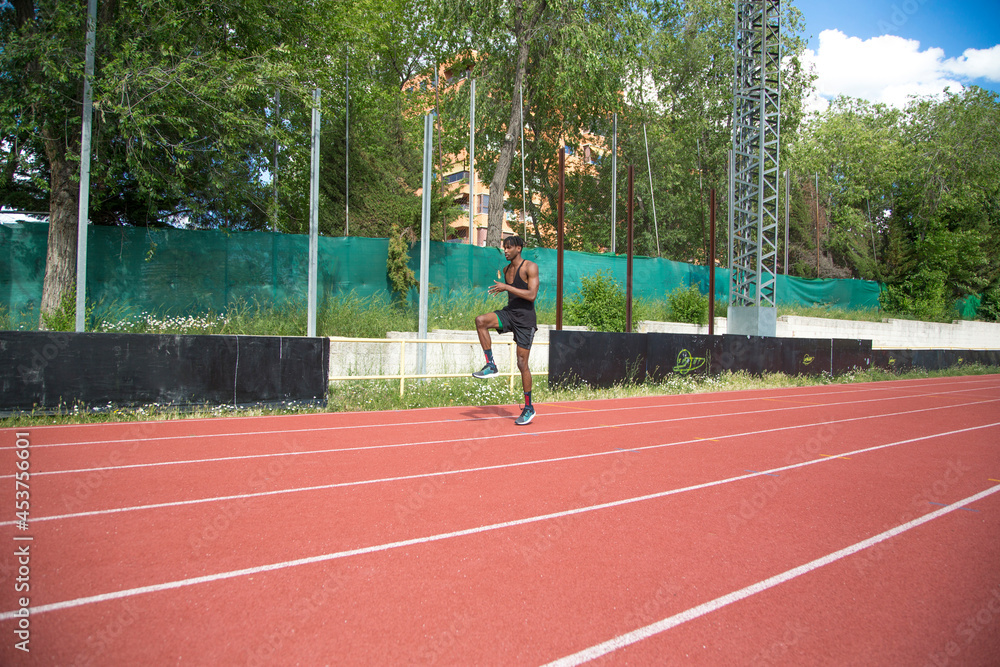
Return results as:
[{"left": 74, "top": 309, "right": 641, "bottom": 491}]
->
[{"left": 472, "top": 312, "right": 500, "bottom": 378}]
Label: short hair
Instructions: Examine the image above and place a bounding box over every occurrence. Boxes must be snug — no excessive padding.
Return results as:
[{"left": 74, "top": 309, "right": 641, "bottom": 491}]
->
[{"left": 503, "top": 235, "right": 525, "bottom": 249}]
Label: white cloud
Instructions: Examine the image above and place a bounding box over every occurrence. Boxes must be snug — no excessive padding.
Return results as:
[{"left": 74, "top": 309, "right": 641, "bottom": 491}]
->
[
  {"left": 944, "top": 44, "right": 1000, "bottom": 81},
  {"left": 801, "top": 29, "right": 1000, "bottom": 113}
]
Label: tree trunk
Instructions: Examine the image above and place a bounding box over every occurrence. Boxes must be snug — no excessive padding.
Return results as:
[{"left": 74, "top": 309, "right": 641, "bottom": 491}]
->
[
  {"left": 485, "top": 48, "right": 530, "bottom": 247},
  {"left": 485, "top": 0, "right": 544, "bottom": 247},
  {"left": 38, "top": 143, "right": 79, "bottom": 328}
]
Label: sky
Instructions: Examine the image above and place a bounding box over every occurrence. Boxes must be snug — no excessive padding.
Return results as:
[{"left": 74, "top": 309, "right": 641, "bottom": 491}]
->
[{"left": 793, "top": 0, "right": 1000, "bottom": 112}]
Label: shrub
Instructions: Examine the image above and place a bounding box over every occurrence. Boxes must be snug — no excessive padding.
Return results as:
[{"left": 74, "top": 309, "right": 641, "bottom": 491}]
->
[
  {"left": 39, "top": 283, "right": 100, "bottom": 332},
  {"left": 565, "top": 271, "right": 628, "bottom": 332},
  {"left": 879, "top": 268, "right": 955, "bottom": 322},
  {"left": 386, "top": 224, "right": 417, "bottom": 303},
  {"left": 978, "top": 284, "right": 1000, "bottom": 322},
  {"left": 665, "top": 285, "right": 709, "bottom": 325}
]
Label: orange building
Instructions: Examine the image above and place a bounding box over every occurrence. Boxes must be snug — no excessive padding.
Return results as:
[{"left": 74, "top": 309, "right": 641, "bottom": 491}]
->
[{"left": 409, "top": 60, "right": 608, "bottom": 246}]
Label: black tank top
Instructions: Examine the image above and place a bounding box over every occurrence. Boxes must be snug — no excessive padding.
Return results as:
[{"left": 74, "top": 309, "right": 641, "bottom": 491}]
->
[{"left": 506, "top": 260, "right": 534, "bottom": 312}]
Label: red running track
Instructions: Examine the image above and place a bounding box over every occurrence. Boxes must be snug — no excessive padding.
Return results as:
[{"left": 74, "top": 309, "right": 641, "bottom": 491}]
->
[{"left": 1, "top": 375, "right": 999, "bottom": 666}]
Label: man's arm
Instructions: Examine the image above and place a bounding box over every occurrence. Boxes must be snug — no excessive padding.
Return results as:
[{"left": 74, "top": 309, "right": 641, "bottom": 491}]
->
[{"left": 521, "top": 261, "right": 539, "bottom": 302}]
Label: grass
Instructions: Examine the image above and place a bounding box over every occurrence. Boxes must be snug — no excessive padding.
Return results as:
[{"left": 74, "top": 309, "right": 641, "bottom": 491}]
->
[
  {"left": 777, "top": 303, "right": 885, "bottom": 322},
  {"left": 3, "top": 362, "right": 997, "bottom": 429},
  {"left": 4, "top": 290, "right": 903, "bottom": 339}
]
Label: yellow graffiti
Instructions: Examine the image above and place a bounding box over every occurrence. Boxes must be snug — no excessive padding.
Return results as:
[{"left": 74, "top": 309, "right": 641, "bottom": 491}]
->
[
  {"left": 674, "top": 349, "right": 706, "bottom": 375},
  {"left": 802, "top": 354, "right": 814, "bottom": 365}
]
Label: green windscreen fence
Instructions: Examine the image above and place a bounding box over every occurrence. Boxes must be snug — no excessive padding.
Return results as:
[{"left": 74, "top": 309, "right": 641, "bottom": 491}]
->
[{"left": 3, "top": 222, "right": 883, "bottom": 320}]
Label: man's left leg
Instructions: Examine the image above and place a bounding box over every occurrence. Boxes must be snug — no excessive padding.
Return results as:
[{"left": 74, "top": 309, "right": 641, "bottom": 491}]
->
[{"left": 514, "top": 345, "right": 535, "bottom": 425}]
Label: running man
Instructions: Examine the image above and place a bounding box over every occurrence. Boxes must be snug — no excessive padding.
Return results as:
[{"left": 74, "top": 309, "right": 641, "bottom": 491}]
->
[{"left": 472, "top": 235, "right": 539, "bottom": 425}]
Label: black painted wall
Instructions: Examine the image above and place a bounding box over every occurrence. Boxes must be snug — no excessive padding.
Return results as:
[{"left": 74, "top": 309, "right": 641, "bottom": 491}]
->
[
  {"left": 549, "top": 330, "right": 995, "bottom": 389},
  {"left": 1, "top": 332, "right": 329, "bottom": 412}
]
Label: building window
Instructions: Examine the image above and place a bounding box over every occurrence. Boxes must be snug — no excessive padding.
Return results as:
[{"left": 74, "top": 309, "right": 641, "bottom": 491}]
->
[
  {"left": 564, "top": 145, "right": 574, "bottom": 156},
  {"left": 445, "top": 170, "right": 468, "bottom": 184},
  {"left": 584, "top": 145, "right": 592, "bottom": 163},
  {"left": 477, "top": 194, "right": 490, "bottom": 214}
]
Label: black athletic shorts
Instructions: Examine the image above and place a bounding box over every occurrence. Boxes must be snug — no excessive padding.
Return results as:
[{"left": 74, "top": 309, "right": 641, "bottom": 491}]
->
[{"left": 494, "top": 307, "right": 537, "bottom": 350}]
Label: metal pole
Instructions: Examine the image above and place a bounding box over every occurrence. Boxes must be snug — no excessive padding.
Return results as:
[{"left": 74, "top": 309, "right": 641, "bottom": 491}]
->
[
  {"left": 643, "top": 123, "right": 661, "bottom": 257},
  {"left": 611, "top": 113, "right": 617, "bottom": 254},
  {"left": 272, "top": 88, "right": 280, "bottom": 233},
  {"left": 698, "top": 138, "right": 706, "bottom": 262},
  {"left": 307, "top": 89, "right": 321, "bottom": 337},
  {"left": 867, "top": 197, "right": 878, "bottom": 266},
  {"left": 418, "top": 114, "right": 433, "bottom": 374},
  {"left": 728, "top": 150, "right": 734, "bottom": 292},
  {"left": 627, "top": 165, "right": 634, "bottom": 333},
  {"left": 556, "top": 148, "right": 565, "bottom": 330},
  {"left": 468, "top": 78, "right": 476, "bottom": 245},
  {"left": 520, "top": 82, "right": 527, "bottom": 240},
  {"left": 436, "top": 65, "right": 445, "bottom": 241},
  {"left": 345, "top": 52, "right": 350, "bottom": 237},
  {"left": 709, "top": 188, "right": 716, "bottom": 337},
  {"left": 815, "top": 173, "right": 820, "bottom": 277},
  {"left": 784, "top": 169, "right": 790, "bottom": 274},
  {"left": 75, "top": 0, "right": 98, "bottom": 333}
]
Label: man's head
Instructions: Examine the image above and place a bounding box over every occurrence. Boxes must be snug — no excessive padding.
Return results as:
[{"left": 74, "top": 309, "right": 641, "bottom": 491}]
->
[{"left": 502, "top": 235, "right": 525, "bottom": 260}]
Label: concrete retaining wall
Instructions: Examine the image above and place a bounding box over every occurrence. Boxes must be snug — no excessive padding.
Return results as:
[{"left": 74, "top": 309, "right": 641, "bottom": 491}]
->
[
  {"left": 328, "top": 325, "right": 587, "bottom": 379},
  {"left": 639, "top": 316, "right": 1000, "bottom": 349},
  {"left": 331, "top": 315, "right": 1000, "bottom": 379}
]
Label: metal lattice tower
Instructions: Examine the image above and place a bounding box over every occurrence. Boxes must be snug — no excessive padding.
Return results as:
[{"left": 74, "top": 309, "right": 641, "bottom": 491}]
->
[{"left": 728, "top": 0, "right": 780, "bottom": 336}]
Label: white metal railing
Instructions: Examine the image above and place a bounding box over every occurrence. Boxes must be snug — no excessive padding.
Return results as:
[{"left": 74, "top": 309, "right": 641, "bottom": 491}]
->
[{"left": 328, "top": 337, "right": 549, "bottom": 396}]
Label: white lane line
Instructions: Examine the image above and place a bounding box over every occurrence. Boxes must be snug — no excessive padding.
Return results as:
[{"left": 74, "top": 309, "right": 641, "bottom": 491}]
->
[
  {"left": 3, "top": 376, "right": 995, "bottom": 450},
  {"left": 5, "top": 403, "right": 998, "bottom": 527},
  {"left": 0, "top": 404, "right": 958, "bottom": 524},
  {"left": 1, "top": 422, "right": 996, "bottom": 619},
  {"left": 541, "top": 483, "right": 1000, "bottom": 667},
  {"left": 10, "top": 392, "right": 998, "bottom": 480}
]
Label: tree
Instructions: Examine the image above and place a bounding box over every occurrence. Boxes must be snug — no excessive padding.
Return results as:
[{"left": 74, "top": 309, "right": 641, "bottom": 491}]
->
[
  {"left": 883, "top": 88, "right": 1000, "bottom": 318},
  {"left": 791, "top": 87, "right": 1000, "bottom": 319},
  {"left": 1, "top": 0, "right": 320, "bottom": 324},
  {"left": 268, "top": 0, "right": 461, "bottom": 241},
  {"left": 434, "top": 0, "right": 654, "bottom": 247},
  {"left": 790, "top": 97, "right": 905, "bottom": 280},
  {"left": 633, "top": 0, "right": 810, "bottom": 264}
]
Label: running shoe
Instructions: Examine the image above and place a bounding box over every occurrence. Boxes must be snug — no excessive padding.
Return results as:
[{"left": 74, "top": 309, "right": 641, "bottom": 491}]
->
[
  {"left": 472, "top": 363, "right": 499, "bottom": 379},
  {"left": 515, "top": 405, "right": 536, "bottom": 425}
]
